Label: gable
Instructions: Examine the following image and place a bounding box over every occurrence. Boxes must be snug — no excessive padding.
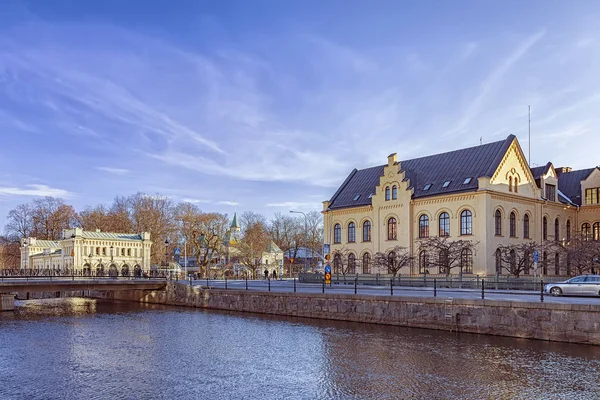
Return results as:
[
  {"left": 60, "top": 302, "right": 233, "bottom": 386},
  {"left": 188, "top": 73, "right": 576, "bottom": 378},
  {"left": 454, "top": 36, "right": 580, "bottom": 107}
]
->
[{"left": 489, "top": 138, "right": 537, "bottom": 197}]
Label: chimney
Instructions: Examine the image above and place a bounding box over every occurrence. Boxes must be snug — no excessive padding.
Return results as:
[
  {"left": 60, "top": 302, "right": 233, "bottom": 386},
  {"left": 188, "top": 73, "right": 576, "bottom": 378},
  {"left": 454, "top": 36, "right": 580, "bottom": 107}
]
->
[
  {"left": 388, "top": 153, "right": 397, "bottom": 166},
  {"left": 556, "top": 167, "right": 572, "bottom": 175}
]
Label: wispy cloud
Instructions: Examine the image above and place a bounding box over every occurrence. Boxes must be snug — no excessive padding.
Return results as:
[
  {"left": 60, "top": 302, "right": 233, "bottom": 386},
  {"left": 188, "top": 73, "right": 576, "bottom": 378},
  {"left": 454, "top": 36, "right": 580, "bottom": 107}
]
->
[
  {"left": 217, "top": 200, "right": 238, "bottom": 206},
  {"left": 95, "top": 167, "right": 130, "bottom": 175},
  {"left": 182, "top": 198, "right": 211, "bottom": 204},
  {"left": 266, "top": 201, "right": 318, "bottom": 209},
  {"left": 0, "top": 184, "right": 71, "bottom": 198}
]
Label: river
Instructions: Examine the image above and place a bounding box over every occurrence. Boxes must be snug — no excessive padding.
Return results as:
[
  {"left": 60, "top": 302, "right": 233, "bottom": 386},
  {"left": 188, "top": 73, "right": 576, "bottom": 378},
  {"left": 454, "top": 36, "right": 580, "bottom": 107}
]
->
[{"left": 0, "top": 298, "right": 599, "bottom": 399}]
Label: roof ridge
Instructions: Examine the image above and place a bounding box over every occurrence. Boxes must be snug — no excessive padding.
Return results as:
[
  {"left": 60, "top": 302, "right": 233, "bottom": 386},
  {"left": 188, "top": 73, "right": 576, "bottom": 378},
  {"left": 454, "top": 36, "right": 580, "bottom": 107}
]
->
[{"left": 328, "top": 168, "right": 358, "bottom": 205}]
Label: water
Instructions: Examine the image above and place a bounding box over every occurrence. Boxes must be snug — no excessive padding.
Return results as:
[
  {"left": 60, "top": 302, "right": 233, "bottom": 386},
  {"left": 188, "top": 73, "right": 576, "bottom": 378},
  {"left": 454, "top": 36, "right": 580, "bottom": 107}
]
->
[{"left": 1, "top": 299, "right": 599, "bottom": 400}]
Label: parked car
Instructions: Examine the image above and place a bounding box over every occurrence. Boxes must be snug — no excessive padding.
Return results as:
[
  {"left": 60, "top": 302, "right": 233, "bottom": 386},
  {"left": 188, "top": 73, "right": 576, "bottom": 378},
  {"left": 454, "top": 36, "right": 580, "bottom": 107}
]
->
[{"left": 544, "top": 275, "right": 600, "bottom": 296}]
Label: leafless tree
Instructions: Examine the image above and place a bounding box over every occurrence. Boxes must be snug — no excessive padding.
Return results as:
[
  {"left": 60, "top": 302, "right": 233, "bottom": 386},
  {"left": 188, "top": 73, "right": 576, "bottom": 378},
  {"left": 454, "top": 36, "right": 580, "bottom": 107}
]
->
[
  {"left": 552, "top": 231, "right": 600, "bottom": 276},
  {"left": 496, "top": 242, "right": 537, "bottom": 277},
  {"left": 373, "top": 245, "right": 414, "bottom": 277},
  {"left": 237, "top": 219, "right": 270, "bottom": 279},
  {"left": 417, "top": 236, "right": 478, "bottom": 276}
]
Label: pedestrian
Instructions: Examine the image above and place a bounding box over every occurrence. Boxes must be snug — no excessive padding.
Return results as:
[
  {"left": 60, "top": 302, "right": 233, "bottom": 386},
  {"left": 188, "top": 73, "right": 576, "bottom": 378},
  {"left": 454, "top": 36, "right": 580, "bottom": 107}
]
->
[
  {"left": 264, "top": 268, "right": 269, "bottom": 280},
  {"left": 272, "top": 270, "right": 277, "bottom": 280}
]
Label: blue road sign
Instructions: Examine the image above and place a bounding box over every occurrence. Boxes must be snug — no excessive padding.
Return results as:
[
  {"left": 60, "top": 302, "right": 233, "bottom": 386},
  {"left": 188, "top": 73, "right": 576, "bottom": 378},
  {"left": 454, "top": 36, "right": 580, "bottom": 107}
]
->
[
  {"left": 325, "top": 264, "right": 331, "bottom": 274},
  {"left": 174, "top": 247, "right": 181, "bottom": 256},
  {"left": 533, "top": 251, "right": 539, "bottom": 263},
  {"left": 323, "top": 244, "right": 330, "bottom": 255}
]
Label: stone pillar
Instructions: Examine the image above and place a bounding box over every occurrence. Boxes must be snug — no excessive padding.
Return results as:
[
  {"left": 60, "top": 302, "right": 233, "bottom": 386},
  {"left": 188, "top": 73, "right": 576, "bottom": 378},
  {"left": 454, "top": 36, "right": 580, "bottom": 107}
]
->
[{"left": 1, "top": 294, "right": 15, "bottom": 311}]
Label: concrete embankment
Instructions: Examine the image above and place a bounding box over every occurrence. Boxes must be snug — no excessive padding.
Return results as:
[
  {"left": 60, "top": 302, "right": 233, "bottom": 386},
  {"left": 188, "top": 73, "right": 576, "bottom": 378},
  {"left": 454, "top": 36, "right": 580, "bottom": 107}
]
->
[{"left": 89, "top": 283, "right": 600, "bottom": 345}]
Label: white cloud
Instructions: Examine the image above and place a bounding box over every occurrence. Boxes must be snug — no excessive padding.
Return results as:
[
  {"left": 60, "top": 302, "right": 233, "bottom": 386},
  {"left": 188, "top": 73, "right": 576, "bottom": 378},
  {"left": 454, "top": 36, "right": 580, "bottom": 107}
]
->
[
  {"left": 266, "top": 201, "right": 319, "bottom": 209},
  {"left": 0, "top": 184, "right": 71, "bottom": 198},
  {"left": 217, "top": 200, "right": 238, "bottom": 206},
  {"left": 95, "top": 166, "right": 130, "bottom": 175},
  {"left": 182, "top": 198, "right": 211, "bottom": 204}
]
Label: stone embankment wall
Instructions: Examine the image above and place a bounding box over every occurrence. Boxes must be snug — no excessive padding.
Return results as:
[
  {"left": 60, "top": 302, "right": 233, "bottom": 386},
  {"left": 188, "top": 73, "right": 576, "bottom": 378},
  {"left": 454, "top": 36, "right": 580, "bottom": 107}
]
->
[{"left": 89, "top": 283, "right": 600, "bottom": 345}]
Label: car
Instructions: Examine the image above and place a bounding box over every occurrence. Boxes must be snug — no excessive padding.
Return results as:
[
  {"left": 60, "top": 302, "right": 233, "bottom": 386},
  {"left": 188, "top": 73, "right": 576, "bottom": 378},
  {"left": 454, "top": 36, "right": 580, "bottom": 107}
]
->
[{"left": 544, "top": 275, "right": 600, "bottom": 297}]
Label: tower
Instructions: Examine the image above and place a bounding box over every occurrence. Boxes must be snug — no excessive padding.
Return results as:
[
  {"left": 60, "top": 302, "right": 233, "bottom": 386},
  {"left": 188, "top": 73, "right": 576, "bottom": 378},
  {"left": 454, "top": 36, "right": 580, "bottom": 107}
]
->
[{"left": 230, "top": 212, "right": 241, "bottom": 244}]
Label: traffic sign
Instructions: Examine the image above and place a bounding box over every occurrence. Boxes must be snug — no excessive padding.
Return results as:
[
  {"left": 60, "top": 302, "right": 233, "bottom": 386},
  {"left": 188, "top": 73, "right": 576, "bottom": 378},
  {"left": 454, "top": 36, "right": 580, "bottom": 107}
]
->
[
  {"left": 174, "top": 247, "right": 181, "bottom": 256},
  {"left": 533, "top": 251, "right": 539, "bottom": 263},
  {"left": 325, "top": 264, "right": 331, "bottom": 274},
  {"left": 323, "top": 244, "right": 330, "bottom": 256},
  {"left": 324, "top": 272, "right": 331, "bottom": 284}
]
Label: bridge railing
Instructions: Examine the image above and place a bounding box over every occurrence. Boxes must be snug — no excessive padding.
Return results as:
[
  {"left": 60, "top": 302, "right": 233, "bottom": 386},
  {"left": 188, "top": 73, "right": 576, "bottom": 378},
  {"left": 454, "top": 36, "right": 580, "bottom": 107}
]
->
[{"left": 0, "top": 269, "right": 168, "bottom": 281}]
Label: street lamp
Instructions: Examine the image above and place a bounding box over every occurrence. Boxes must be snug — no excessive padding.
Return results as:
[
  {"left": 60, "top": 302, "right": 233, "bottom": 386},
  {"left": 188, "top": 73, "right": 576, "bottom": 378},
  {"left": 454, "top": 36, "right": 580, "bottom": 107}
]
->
[
  {"left": 164, "top": 239, "right": 169, "bottom": 277},
  {"left": 290, "top": 210, "right": 308, "bottom": 274}
]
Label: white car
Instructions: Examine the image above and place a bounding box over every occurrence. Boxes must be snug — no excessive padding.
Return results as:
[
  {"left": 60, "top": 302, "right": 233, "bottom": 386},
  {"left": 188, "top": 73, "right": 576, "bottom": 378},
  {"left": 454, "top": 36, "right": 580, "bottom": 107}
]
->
[{"left": 544, "top": 275, "right": 600, "bottom": 296}]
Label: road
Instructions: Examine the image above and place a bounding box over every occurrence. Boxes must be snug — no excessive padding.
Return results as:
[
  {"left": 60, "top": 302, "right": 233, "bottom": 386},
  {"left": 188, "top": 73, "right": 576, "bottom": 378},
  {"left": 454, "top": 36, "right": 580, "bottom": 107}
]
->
[{"left": 190, "top": 278, "right": 600, "bottom": 305}]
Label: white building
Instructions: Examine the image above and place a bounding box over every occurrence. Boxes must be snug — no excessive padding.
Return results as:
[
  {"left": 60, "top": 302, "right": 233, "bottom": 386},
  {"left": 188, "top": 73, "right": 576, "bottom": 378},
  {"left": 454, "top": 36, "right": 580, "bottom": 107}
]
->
[{"left": 20, "top": 228, "right": 152, "bottom": 276}]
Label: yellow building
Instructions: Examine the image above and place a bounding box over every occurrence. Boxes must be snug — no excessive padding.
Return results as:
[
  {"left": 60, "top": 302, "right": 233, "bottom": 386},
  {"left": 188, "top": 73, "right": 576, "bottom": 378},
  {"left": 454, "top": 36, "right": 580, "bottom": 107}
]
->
[
  {"left": 20, "top": 228, "right": 152, "bottom": 276},
  {"left": 323, "top": 135, "right": 600, "bottom": 276}
]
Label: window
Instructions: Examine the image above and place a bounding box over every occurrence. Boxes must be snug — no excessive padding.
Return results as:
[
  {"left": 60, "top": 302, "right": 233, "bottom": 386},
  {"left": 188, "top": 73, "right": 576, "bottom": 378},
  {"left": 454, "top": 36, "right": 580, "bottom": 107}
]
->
[
  {"left": 566, "top": 220, "right": 571, "bottom": 242},
  {"left": 96, "top": 247, "right": 100, "bottom": 255},
  {"left": 554, "top": 253, "right": 560, "bottom": 275},
  {"left": 353, "top": 194, "right": 361, "bottom": 201},
  {"left": 439, "top": 212, "right": 450, "bottom": 237},
  {"left": 509, "top": 176, "right": 513, "bottom": 192},
  {"left": 566, "top": 253, "right": 572, "bottom": 276},
  {"left": 385, "top": 186, "right": 390, "bottom": 201},
  {"left": 362, "top": 221, "right": 371, "bottom": 242},
  {"left": 523, "top": 214, "right": 530, "bottom": 239},
  {"left": 494, "top": 209, "right": 502, "bottom": 236},
  {"left": 510, "top": 212, "right": 516, "bottom": 237},
  {"left": 334, "top": 224, "right": 341, "bottom": 244},
  {"left": 423, "top": 184, "right": 432, "bottom": 191},
  {"left": 509, "top": 249, "right": 516, "bottom": 274},
  {"left": 594, "top": 222, "right": 600, "bottom": 241},
  {"left": 586, "top": 188, "right": 600, "bottom": 205},
  {"left": 348, "top": 253, "right": 356, "bottom": 274},
  {"left": 442, "top": 180, "right": 451, "bottom": 188},
  {"left": 463, "top": 177, "right": 472, "bottom": 185},
  {"left": 333, "top": 253, "right": 342, "bottom": 274},
  {"left": 555, "top": 218, "right": 560, "bottom": 242},
  {"left": 419, "top": 251, "right": 428, "bottom": 274},
  {"left": 524, "top": 250, "right": 530, "bottom": 275},
  {"left": 461, "top": 248, "right": 473, "bottom": 274},
  {"left": 127, "top": 248, "right": 131, "bottom": 256},
  {"left": 543, "top": 217, "right": 548, "bottom": 241},
  {"left": 362, "top": 253, "right": 371, "bottom": 274},
  {"left": 439, "top": 249, "right": 449, "bottom": 274},
  {"left": 348, "top": 222, "right": 356, "bottom": 243},
  {"left": 514, "top": 177, "right": 519, "bottom": 193},
  {"left": 545, "top": 184, "right": 556, "bottom": 202},
  {"left": 387, "top": 217, "right": 397, "bottom": 240},
  {"left": 542, "top": 252, "right": 548, "bottom": 275},
  {"left": 419, "top": 215, "right": 429, "bottom": 238},
  {"left": 582, "top": 223, "right": 591, "bottom": 240},
  {"left": 495, "top": 248, "right": 502, "bottom": 274},
  {"left": 461, "top": 210, "right": 472, "bottom": 235},
  {"left": 392, "top": 185, "right": 397, "bottom": 200},
  {"left": 387, "top": 251, "right": 396, "bottom": 274}
]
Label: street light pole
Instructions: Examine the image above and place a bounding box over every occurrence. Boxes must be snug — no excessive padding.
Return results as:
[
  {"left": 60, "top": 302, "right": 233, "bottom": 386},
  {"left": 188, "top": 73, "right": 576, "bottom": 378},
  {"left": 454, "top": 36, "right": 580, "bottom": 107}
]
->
[
  {"left": 164, "top": 238, "right": 169, "bottom": 277},
  {"left": 290, "top": 210, "right": 308, "bottom": 274}
]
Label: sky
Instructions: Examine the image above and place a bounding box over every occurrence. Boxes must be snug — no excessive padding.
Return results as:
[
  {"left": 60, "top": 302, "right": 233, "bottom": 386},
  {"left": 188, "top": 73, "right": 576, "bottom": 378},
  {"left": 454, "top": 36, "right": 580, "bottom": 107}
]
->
[{"left": 1, "top": 0, "right": 600, "bottom": 228}]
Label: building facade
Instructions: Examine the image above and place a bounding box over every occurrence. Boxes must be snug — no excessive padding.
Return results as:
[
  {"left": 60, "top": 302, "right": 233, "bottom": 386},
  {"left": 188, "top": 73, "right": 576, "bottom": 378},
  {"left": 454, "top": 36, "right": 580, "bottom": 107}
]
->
[
  {"left": 20, "top": 228, "right": 152, "bottom": 275},
  {"left": 323, "top": 135, "right": 600, "bottom": 276}
]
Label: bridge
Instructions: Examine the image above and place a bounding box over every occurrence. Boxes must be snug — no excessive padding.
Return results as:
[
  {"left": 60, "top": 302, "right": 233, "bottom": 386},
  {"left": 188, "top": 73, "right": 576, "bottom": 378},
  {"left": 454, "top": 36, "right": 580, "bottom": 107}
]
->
[{"left": 0, "top": 277, "right": 167, "bottom": 311}]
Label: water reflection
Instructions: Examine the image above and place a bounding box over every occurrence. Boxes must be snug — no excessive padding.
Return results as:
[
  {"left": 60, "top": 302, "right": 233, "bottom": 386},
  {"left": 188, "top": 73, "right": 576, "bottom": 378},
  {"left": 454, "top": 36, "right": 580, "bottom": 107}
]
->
[{"left": 1, "top": 299, "right": 599, "bottom": 400}]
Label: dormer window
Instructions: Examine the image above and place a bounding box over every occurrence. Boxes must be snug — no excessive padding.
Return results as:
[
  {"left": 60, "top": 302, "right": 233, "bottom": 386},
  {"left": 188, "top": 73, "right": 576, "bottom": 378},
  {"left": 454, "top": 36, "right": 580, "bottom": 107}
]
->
[
  {"left": 368, "top": 193, "right": 373, "bottom": 198},
  {"left": 442, "top": 181, "right": 451, "bottom": 188},
  {"left": 423, "top": 184, "right": 432, "bottom": 191},
  {"left": 463, "top": 177, "right": 472, "bottom": 185},
  {"left": 353, "top": 194, "right": 361, "bottom": 201},
  {"left": 545, "top": 184, "right": 556, "bottom": 202},
  {"left": 585, "top": 188, "right": 600, "bottom": 205}
]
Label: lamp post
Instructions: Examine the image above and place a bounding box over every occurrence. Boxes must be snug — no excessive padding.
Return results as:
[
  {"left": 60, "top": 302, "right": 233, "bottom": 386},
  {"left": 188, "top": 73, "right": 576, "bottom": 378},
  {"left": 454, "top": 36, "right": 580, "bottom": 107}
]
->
[
  {"left": 290, "top": 210, "right": 308, "bottom": 274},
  {"left": 164, "top": 238, "right": 169, "bottom": 277}
]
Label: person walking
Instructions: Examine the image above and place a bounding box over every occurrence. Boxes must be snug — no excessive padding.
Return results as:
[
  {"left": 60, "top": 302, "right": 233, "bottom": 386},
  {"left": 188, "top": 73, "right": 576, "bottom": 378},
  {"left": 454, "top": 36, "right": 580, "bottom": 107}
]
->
[{"left": 264, "top": 268, "right": 269, "bottom": 280}]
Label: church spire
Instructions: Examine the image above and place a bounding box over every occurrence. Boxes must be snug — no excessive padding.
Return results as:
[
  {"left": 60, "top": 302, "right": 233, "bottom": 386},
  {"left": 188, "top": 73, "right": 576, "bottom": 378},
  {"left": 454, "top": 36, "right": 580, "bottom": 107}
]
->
[{"left": 231, "top": 212, "right": 241, "bottom": 230}]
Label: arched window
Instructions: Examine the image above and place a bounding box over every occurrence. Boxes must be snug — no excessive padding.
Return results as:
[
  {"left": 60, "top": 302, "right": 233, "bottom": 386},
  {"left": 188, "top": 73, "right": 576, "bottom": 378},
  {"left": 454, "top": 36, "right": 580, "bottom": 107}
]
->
[
  {"left": 419, "top": 251, "right": 428, "bottom": 274},
  {"left": 392, "top": 185, "right": 398, "bottom": 200},
  {"left": 524, "top": 250, "right": 531, "bottom": 275},
  {"left": 582, "top": 223, "right": 591, "bottom": 240},
  {"left": 523, "top": 214, "right": 530, "bottom": 239},
  {"left": 554, "top": 253, "right": 560, "bottom": 275},
  {"left": 385, "top": 186, "right": 390, "bottom": 201},
  {"left": 566, "top": 253, "right": 572, "bottom": 276},
  {"left": 348, "top": 222, "right": 356, "bottom": 243},
  {"left": 509, "top": 249, "right": 516, "bottom": 274},
  {"left": 387, "top": 251, "right": 396, "bottom": 274},
  {"left": 419, "top": 214, "right": 429, "bottom": 238},
  {"left": 566, "top": 220, "right": 571, "bottom": 242},
  {"left": 362, "top": 253, "right": 371, "bottom": 274},
  {"left": 439, "top": 212, "right": 450, "bottom": 237},
  {"left": 594, "top": 222, "right": 600, "bottom": 241},
  {"left": 555, "top": 218, "right": 560, "bottom": 242},
  {"left": 333, "top": 224, "right": 341, "bottom": 244},
  {"left": 333, "top": 253, "right": 342, "bottom": 274},
  {"left": 494, "top": 209, "right": 502, "bottom": 236},
  {"left": 387, "top": 217, "right": 397, "bottom": 240},
  {"left": 495, "top": 248, "right": 502, "bottom": 274},
  {"left": 362, "top": 221, "right": 371, "bottom": 242},
  {"left": 542, "top": 251, "right": 548, "bottom": 275},
  {"left": 543, "top": 217, "right": 548, "bottom": 241},
  {"left": 439, "top": 249, "right": 449, "bottom": 274},
  {"left": 348, "top": 253, "right": 356, "bottom": 274},
  {"left": 514, "top": 177, "right": 519, "bottom": 193},
  {"left": 461, "top": 248, "right": 473, "bottom": 274},
  {"left": 509, "top": 176, "right": 513, "bottom": 192},
  {"left": 509, "top": 212, "right": 516, "bottom": 237},
  {"left": 461, "top": 210, "right": 472, "bottom": 235}
]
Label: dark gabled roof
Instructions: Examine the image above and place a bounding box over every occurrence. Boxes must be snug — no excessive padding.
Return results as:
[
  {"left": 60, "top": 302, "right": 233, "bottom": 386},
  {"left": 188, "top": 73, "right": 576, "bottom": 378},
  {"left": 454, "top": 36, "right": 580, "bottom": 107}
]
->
[
  {"left": 328, "top": 135, "right": 515, "bottom": 209},
  {"left": 530, "top": 162, "right": 552, "bottom": 180},
  {"left": 557, "top": 168, "right": 596, "bottom": 206}
]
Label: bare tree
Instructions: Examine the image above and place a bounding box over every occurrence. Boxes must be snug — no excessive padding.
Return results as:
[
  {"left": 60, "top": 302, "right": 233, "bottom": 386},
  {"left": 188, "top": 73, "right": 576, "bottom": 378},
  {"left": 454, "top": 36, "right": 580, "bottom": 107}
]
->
[
  {"left": 496, "top": 242, "right": 537, "bottom": 277},
  {"left": 373, "top": 245, "right": 414, "bottom": 277},
  {"left": 237, "top": 220, "right": 270, "bottom": 279},
  {"left": 30, "top": 197, "right": 78, "bottom": 240},
  {"left": 4, "top": 203, "right": 33, "bottom": 239},
  {"left": 193, "top": 212, "right": 229, "bottom": 278},
  {"left": 417, "top": 237, "right": 478, "bottom": 276},
  {"left": 0, "top": 235, "right": 21, "bottom": 270},
  {"left": 553, "top": 231, "right": 600, "bottom": 276}
]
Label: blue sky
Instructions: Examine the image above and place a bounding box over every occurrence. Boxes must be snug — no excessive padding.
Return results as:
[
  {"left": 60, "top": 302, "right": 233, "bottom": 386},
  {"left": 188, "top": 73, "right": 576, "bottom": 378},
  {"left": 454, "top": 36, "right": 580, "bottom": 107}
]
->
[{"left": 1, "top": 0, "right": 600, "bottom": 227}]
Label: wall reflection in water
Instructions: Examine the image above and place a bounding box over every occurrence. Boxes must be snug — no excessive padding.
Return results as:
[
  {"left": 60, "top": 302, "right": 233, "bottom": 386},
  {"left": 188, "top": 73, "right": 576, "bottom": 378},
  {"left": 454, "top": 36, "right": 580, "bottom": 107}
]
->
[{"left": 0, "top": 299, "right": 599, "bottom": 400}]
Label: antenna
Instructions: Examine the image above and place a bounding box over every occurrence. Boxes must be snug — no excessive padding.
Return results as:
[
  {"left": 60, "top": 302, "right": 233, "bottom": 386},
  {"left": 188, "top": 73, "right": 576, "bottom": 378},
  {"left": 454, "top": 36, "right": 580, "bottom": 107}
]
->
[
  {"left": 480, "top": 136, "right": 482, "bottom": 145},
  {"left": 528, "top": 105, "right": 531, "bottom": 166}
]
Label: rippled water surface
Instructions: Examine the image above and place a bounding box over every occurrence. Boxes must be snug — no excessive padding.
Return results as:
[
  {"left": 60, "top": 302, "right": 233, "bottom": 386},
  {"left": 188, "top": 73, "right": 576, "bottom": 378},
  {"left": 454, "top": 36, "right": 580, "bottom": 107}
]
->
[{"left": 1, "top": 299, "right": 600, "bottom": 400}]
